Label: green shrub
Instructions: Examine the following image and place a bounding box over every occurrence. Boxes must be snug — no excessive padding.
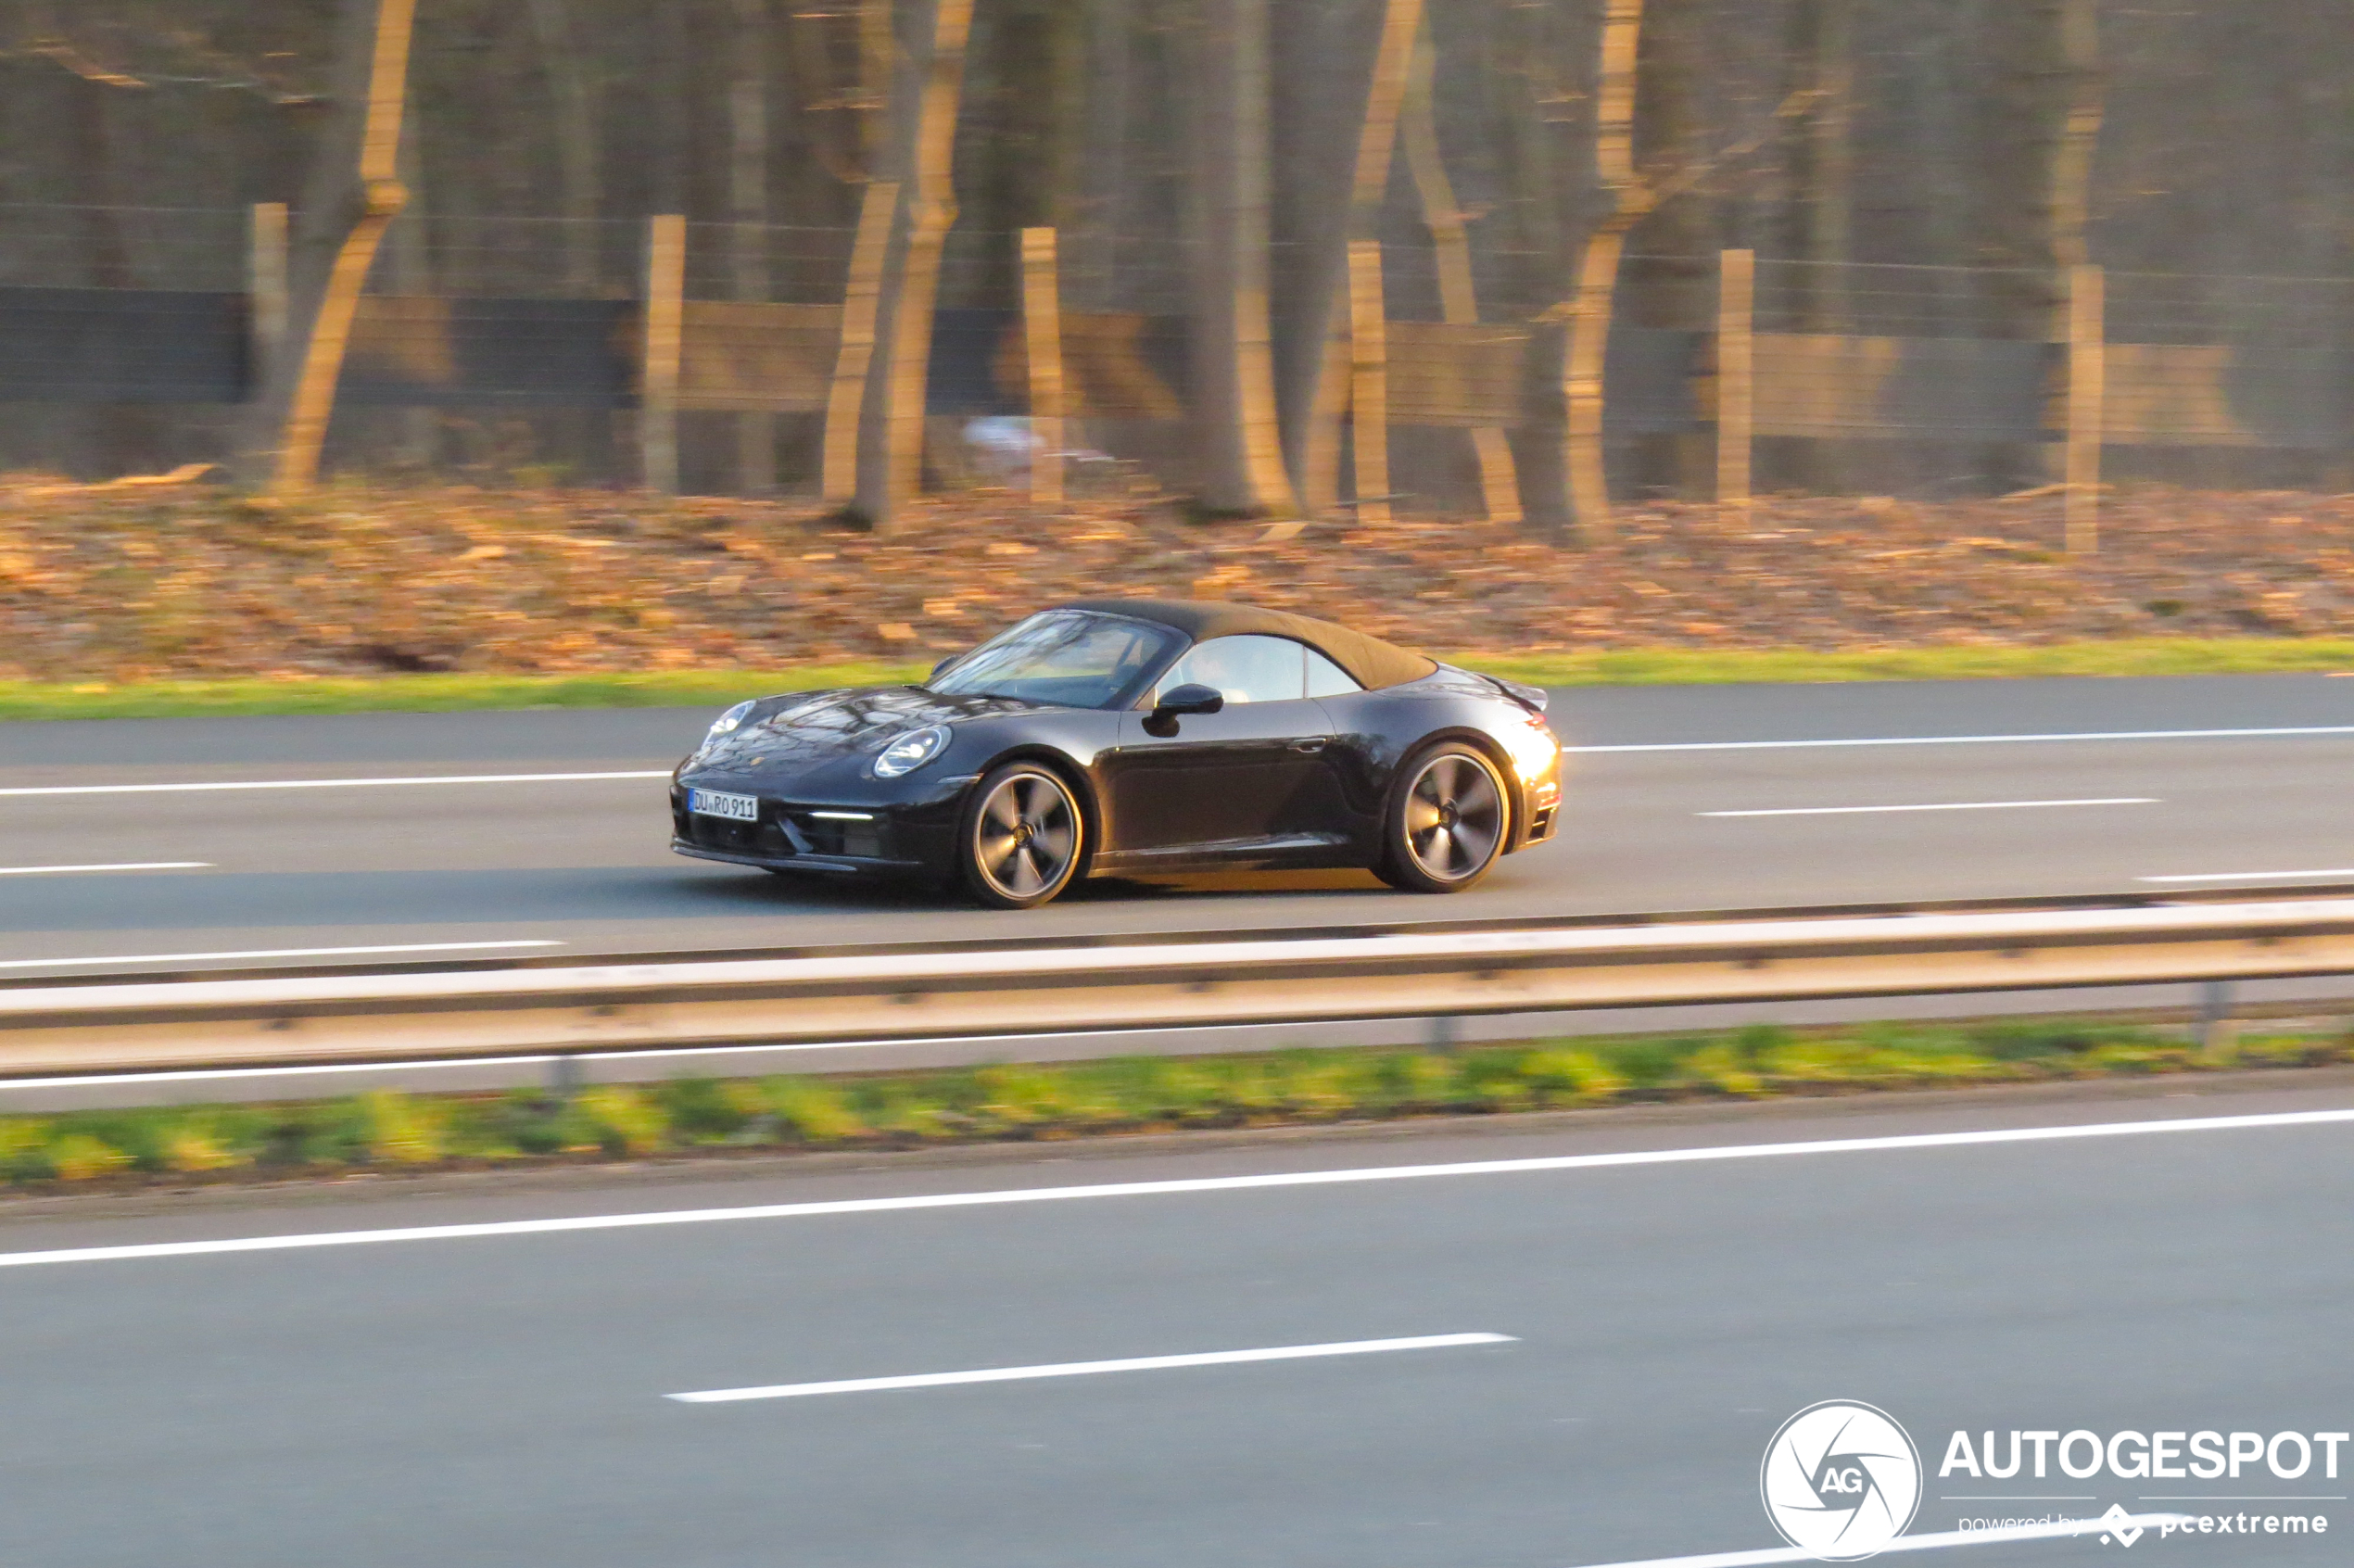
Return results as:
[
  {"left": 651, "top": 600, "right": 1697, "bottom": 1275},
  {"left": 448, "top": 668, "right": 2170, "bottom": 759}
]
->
[
  {"left": 573, "top": 1087, "right": 668, "bottom": 1156},
  {"left": 0, "top": 1119, "right": 52, "bottom": 1180},
  {"left": 1684, "top": 1043, "right": 1765, "bottom": 1097},
  {"left": 1593, "top": 1036, "right": 1698, "bottom": 1091},
  {"left": 44, "top": 1132, "right": 133, "bottom": 1182},
  {"left": 1515, "top": 1047, "right": 1628, "bottom": 1105},
  {"left": 765, "top": 1078, "right": 867, "bottom": 1143},
  {"left": 657, "top": 1077, "right": 770, "bottom": 1142},
  {"left": 356, "top": 1090, "right": 448, "bottom": 1164},
  {"left": 1270, "top": 1053, "right": 1359, "bottom": 1117}
]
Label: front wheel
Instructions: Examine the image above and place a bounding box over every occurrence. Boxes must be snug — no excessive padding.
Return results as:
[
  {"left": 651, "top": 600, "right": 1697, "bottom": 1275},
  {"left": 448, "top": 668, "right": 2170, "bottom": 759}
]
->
[
  {"left": 958, "top": 762, "right": 1086, "bottom": 908},
  {"left": 1373, "top": 743, "right": 1509, "bottom": 893}
]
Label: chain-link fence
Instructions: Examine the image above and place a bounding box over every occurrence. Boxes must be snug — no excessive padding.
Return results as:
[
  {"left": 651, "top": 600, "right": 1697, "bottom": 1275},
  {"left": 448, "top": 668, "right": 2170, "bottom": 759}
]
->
[{"left": 6, "top": 203, "right": 2354, "bottom": 506}]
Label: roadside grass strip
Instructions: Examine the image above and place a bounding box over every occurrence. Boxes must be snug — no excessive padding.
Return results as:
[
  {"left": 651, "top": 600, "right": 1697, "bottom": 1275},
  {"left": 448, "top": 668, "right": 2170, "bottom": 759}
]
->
[
  {"left": 667, "top": 1334, "right": 1515, "bottom": 1403},
  {"left": 0, "top": 1018, "right": 2346, "bottom": 1202},
  {"left": 11, "top": 639, "right": 2354, "bottom": 722}
]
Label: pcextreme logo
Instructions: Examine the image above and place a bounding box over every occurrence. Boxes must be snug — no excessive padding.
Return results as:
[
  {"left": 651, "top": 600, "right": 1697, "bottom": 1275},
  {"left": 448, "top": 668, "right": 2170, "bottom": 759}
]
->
[{"left": 1761, "top": 1400, "right": 1925, "bottom": 1562}]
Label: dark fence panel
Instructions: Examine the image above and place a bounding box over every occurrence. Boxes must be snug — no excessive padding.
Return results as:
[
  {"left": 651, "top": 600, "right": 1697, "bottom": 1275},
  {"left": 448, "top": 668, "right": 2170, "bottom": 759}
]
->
[
  {"left": 338, "top": 297, "right": 639, "bottom": 409},
  {"left": 0, "top": 287, "right": 246, "bottom": 402}
]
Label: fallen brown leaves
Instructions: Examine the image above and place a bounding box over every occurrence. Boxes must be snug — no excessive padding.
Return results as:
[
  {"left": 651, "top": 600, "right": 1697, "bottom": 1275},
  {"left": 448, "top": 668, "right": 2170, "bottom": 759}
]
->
[{"left": 4, "top": 475, "right": 2354, "bottom": 681}]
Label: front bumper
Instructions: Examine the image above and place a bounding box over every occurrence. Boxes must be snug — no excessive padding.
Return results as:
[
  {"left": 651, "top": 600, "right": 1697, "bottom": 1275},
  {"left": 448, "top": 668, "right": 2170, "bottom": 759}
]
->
[{"left": 669, "top": 777, "right": 968, "bottom": 876}]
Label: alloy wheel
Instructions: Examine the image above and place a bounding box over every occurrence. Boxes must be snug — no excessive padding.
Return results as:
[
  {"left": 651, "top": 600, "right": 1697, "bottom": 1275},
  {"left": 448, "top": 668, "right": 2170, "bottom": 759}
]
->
[
  {"left": 971, "top": 767, "right": 1081, "bottom": 904},
  {"left": 1401, "top": 751, "right": 1505, "bottom": 884}
]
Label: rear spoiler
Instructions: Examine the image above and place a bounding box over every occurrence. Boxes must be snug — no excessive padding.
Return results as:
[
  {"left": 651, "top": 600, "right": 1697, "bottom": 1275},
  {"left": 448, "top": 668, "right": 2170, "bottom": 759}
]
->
[{"left": 1481, "top": 673, "right": 1549, "bottom": 715}]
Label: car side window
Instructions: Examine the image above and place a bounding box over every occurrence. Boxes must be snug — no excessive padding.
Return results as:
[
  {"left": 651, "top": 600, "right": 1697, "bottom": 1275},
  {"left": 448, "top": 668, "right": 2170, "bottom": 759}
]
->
[
  {"left": 1154, "top": 635, "right": 1306, "bottom": 705},
  {"left": 1304, "top": 648, "right": 1361, "bottom": 698}
]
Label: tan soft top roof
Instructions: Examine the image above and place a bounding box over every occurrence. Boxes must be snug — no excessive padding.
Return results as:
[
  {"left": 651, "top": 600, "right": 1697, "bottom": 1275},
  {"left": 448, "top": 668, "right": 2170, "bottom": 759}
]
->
[{"left": 1063, "top": 599, "right": 1438, "bottom": 690}]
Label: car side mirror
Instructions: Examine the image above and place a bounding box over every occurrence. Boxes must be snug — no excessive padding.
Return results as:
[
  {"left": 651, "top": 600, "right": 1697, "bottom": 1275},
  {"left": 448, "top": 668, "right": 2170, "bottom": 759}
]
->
[
  {"left": 1145, "top": 682, "right": 1223, "bottom": 736},
  {"left": 927, "top": 656, "right": 956, "bottom": 683},
  {"left": 1156, "top": 683, "right": 1224, "bottom": 716}
]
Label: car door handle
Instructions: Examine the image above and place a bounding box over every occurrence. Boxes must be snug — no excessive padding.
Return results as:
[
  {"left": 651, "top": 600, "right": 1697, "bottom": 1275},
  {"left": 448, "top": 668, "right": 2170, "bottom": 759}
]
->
[{"left": 1288, "top": 739, "right": 1327, "bottom": 754}]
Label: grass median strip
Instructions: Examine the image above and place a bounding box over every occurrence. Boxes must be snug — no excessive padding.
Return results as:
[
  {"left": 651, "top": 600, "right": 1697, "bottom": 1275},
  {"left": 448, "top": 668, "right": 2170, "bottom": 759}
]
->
[{"left": 0, "top": 1018, "right": 2346, "bottom": 1195}]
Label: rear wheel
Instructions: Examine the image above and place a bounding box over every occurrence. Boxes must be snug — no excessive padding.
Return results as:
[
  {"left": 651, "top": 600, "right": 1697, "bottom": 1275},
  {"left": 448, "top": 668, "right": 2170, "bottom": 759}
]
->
[
  {"left": 958, "top": 762, "right": 1085, "bottom": 908},
  {"left": 1374, "top": 743, "right": 1508, "bottom": 893}
]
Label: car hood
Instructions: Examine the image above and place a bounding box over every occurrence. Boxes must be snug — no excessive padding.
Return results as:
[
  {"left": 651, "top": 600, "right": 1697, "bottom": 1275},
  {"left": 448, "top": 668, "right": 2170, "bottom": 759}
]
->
[{"left": 687, "top": 686, "right": 1051, "bottom": 772}]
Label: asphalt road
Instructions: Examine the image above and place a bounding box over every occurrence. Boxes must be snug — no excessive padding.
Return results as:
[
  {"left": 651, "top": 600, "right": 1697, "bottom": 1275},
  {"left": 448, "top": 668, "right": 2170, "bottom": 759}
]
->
[
  {"left": 1, "top": 1077, "right": 2348, "bottom": 1568},
  {"left": 6, "top": 674, "right": 2354, "bottom": 980}
]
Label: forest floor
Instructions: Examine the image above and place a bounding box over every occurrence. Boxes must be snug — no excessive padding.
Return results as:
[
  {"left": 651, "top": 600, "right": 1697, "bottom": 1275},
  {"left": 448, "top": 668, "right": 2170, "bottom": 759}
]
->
[{"left": 7, "top": 471, "right": 2354, "bottom": 705}]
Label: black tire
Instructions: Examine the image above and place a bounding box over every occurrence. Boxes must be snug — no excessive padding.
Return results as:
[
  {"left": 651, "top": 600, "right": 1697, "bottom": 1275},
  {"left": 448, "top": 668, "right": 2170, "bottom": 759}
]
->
[
  {"left": 957, "top": 762, "right": 1086, "bottom": 909},
  {"left": 1373, "top": 742, "right": 1510, "bottom": 893}
]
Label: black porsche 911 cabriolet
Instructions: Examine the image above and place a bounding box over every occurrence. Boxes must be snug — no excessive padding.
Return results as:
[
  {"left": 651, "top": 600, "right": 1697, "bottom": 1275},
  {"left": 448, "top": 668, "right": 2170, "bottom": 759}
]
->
[{"left": 670, "top": 600, "right": 1562, "bottom": 908}]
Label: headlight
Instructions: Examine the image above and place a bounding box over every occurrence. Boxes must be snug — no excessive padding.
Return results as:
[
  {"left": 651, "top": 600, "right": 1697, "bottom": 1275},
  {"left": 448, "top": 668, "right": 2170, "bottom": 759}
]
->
[
  {"left": 1502, "top": 716, "right": 1561, "bottom": 782},
  {"left": 872, "top": 726, "right": 950, "bottom": 778},
  {"left": 695, "top": 700, "right": 757, "bottom": 755}
]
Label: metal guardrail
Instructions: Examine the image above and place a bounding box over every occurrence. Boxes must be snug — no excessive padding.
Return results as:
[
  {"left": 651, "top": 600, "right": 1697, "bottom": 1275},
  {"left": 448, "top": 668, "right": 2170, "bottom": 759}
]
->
[{"left": 7, "top": 893, "right": 2354, "bottom": 1078}]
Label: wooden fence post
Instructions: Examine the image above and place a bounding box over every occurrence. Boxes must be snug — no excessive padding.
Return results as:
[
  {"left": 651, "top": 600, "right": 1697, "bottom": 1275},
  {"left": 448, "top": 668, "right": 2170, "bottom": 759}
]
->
[
  {"left": 1347, "top": 238, "right": 1391, "bottom": 525},
  {"left": 2065, "top": 261, "right": 2104, "bottom": 555},
  {"left": 641, "top": 214, "right": 687, "bottom": 494},
  {"left": 1020, "top": 226, "right": 1067, "bottom": 506},
  {"left": 249, "top": 203, "right": 289, "bottom": 394},
  {"left": 1715, "top": 247, "right": 1754, "bottom": 525},
  {"left": 824, "top": 180, "right": 899, "bottom": 503}
]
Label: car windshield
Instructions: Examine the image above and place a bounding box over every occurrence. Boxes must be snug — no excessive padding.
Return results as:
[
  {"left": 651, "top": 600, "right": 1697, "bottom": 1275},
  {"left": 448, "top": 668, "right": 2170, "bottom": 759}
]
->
[{"left": 927, "top": 611, "right": 1180, "bottom": 709}]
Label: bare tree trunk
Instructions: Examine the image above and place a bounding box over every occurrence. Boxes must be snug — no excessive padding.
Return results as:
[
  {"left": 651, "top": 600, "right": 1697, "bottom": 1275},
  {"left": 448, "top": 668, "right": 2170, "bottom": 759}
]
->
[
  {"left": 1297, "top": 0, "right": 1425, "bottom": 516},
  {"left": 731, "top": 0, "right": 777, "bottom": 495},
  {"left": 1185, "top": 0, "right": 1297, "bottom": 515},
  {"left": 1984, "top": 0, "right": 2102, "bottom": 489},
  {"left": 1561, "top": 0, "right": 1649, "bottom": 542},
  {"left": 1401, "top": 21, "right": 1520, "bottom": 523},
  {"left": 1784, "top": 0, "right": 1853, "bottom": 492},
  {"left": 1623, "top": 0, "right": 1711, "bottom": 500},
  {"left": 526, "top": 0, "right": 601, "bottom": 294},
  {"left": 853, "top": 0, "right": 979, "bottom": 527},
  {"left": 388, "top": 103, "right": 436, "bottom": 470},
  {"left": 233, "top": 0, "right": 419, "bottom": 491}
]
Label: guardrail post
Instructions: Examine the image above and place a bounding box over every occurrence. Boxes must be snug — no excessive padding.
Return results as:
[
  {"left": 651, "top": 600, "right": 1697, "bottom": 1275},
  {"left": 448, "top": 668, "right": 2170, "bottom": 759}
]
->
[
  {"left": 2196, "top": 979, "right": 2237, "bottom": 1063},
  {"left": 549, "top": 1051, "right": 584, "bottom": 1099}
]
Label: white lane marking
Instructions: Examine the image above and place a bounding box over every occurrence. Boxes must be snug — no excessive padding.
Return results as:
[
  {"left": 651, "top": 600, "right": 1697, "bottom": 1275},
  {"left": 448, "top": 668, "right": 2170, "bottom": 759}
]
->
[
  {"left": 1, "top": 1106, "right": 2348, "bottom": 1271},
  {"left": 0, "top": 940, "right": 561, "bottom": 971},
  {"left": 667, "top": 1333, "right": 1514, "bottom": 1404},
  {"left": 1561, "top": 1515, "right": 2191, "bottom": 1568},
  {"left": 1701, "top": 797, "right": 2154, "bottom": 818},
  {"left": 2140, "top": 868, "right": 2354, "bottom": 883},
  {"left": 1572, "top": 725, "right": 2354, "bottom": 753},
  {"left": 0, "top": 770, "right": 671, "bottom": 798},
  {"left": 0, "top": 862, "right": 211, "bottom": 876}
]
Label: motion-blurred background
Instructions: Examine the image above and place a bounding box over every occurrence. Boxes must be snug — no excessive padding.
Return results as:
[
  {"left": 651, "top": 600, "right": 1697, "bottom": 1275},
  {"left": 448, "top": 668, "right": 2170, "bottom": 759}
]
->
[{"left": 2, "top": 0, "right": 2348, "bottom": 527}]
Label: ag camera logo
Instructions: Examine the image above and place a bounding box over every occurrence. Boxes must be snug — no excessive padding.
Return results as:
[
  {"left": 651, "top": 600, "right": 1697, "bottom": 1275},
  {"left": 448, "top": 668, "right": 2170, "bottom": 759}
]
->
[{"left": 1762, "top": 1401, "right": 1924, "bottom": 1561}]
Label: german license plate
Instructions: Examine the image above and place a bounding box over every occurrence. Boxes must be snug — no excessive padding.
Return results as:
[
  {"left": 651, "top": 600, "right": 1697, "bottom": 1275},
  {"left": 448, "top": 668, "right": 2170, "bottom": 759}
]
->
[{"left": 688, "top": 789, "right": 759, "bottom": 822}]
